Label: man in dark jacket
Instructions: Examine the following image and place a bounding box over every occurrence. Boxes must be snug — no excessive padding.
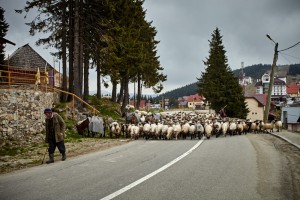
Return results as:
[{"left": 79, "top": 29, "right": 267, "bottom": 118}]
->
[{"left": 44, "top": 108, "right": 66, "bottom": 164}]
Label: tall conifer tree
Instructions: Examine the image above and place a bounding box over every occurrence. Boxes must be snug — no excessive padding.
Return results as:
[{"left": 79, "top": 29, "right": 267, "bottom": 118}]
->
[
  {"left": 0, "top": 7, "right": 9, "bottom": 64},
  {"left": 197, "top": 28, "right": 249, "bottom": 119}
]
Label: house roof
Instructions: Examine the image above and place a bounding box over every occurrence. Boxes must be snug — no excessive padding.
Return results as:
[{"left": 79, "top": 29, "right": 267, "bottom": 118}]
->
[
  {"left": 245, "top": 94, "right": 267, "bottom": 106},
  {"left": 286, "top": 84, "right": 300, "bottom": 94},
  {"left": 186, "top": 94, "right": 204, "bottom": 102},
  {"left": 7, "top": 44, "right": 53, "bottom": 71},
  {"left": 255, "top": 78, "right": 286, "bottom": 87}
]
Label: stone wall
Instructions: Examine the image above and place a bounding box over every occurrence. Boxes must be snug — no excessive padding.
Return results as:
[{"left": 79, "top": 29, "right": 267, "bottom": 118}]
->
[{"left": 0, "top": 89, "right": 59, "bottom": 147}]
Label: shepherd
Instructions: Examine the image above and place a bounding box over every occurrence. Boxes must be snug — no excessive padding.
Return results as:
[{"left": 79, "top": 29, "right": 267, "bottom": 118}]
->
[{"left": 219, "top": 105, "right": 227, "bottom": 119}]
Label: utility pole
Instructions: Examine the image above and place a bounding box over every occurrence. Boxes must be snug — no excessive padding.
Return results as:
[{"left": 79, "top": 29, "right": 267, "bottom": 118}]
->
[{"left": 263, "top": 35, "right": 278, "bottom": 123}]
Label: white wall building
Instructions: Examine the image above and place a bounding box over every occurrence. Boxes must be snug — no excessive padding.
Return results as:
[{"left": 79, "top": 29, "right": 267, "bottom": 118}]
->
[{"left": 255, "top": 73, "right": 286, "bottom": 100}]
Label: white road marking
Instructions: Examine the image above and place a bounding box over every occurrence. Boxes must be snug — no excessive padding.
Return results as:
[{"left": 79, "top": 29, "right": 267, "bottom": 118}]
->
[{"left": 100, "top": 140, "right": 204, "bottom": 200}]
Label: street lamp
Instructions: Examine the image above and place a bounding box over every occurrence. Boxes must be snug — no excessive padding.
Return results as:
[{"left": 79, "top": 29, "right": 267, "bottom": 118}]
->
[{"left": 263, "top": 35, "right": 278, "bottom": 123}]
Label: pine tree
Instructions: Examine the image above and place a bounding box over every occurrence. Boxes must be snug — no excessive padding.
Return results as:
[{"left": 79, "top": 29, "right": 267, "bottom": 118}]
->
[
  {"left": 197, "top": 28, "right": 249, "bottom": 119},
  {"left": 0, "top": 6, "right": 9, "bottom": 64}
]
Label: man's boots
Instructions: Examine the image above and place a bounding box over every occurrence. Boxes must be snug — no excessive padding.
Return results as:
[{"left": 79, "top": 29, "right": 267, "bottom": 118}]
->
[
  {"left": 46, "top": 154, "right": 54, "bottom": 164},
  {"left": 62, "top": 153, "right": 67, "bottom": 161}
]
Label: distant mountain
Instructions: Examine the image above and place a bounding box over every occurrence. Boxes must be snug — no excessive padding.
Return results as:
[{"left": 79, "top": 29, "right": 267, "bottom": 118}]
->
[{"left": 155, "top": 63, "right": 300, "bottom": 100}]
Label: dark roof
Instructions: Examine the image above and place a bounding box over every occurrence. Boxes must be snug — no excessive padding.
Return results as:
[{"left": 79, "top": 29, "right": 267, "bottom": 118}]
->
[
  {"left": 245, "top": 94, "right": 267, "bottom": 106},
  {"left": 273, "top": 78, "right": 285, "bottom": 85},
  {"left": 7, "top": 44, "right": 52, "bottom": 70},
  {"left": 255, "top": 81, "right": 262, "bottom": 87},
  {"left": 255, "top": 78, "right": 286, "bottom": 87}
]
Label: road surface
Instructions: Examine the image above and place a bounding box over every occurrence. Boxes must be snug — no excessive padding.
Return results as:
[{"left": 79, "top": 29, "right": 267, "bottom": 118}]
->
[{"left": 0, "top": 133, "right": 299, "bottom": 200}]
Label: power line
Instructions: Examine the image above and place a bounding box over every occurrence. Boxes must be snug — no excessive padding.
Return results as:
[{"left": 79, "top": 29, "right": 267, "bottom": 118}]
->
[{"left": 279, "top": 41, "right": 300, "bottom": 52}]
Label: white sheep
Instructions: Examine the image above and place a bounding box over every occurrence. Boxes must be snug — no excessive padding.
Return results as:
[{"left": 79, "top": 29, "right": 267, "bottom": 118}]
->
[
  {"left": 161, "top": 125, "right": 169, "bottom": 139},
  {"left": 109, "top": 122, "right": 121, "bottom": 138},
  {"left": 274, "top": 120, "right": 283, "bottom": 132},
  {"left": 143, "top": 123, "right": 151, "bottom": 140},
  {"left": 150, "top": 123, "right": 157, "bottom": 139},
  {"left": 173, "top": 122, "right": 182, "bottom": 140},
  {"left": 195, "top": 121, "right": 204, "bottom": 139},
  {"left": 130, "top": 124, "right": 140, "bottom": 140},
  {"left": 166, "top": 126, "right": 174, "bottom": 140},
  {"left": 204, "top": 122, "right": 213, "bottom": 139},
  {"left": 221, "top": 121, "right": 229, "bottom": 137},
  {"left": 155, "top": 122, "right": 163, "bottom": 139},
  {"left": 181, "top": 122, "right": 190, "bottom": 139},
  {"left": 262, "top": 121, "right": 275, "bottom": 133},
  {"left": 236, "top": 121, "right": 244, "bottom": 135},
  {"left": 228, "top": 121, "right": 237, "bottom": 136},
  {"left": 189, "top": 124, "right": 196, "bottom": 140},
  {"left": 247, "top": 121, "right": 257, "bottom": 134}
]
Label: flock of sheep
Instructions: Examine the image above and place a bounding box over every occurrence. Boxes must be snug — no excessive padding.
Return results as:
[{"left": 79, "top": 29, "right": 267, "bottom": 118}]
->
[{"left": 108, "top": 110, "right": 283, "bottom": 140}]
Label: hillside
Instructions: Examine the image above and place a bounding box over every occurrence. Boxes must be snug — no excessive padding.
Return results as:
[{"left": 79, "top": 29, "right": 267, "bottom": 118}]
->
[{"left": 155, "top": 63, "right": 300, "bottom": 100}]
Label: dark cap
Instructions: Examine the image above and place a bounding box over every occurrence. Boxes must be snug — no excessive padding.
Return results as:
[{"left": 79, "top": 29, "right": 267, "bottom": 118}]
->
[{"left": 44, "top": 108, "right": 52, "bottom": 113}]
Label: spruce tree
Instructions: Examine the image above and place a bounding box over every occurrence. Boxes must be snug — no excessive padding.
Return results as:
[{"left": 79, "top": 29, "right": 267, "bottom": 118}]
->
[
  {"left": 0, "top": 6, "right": 9, "bottom": 64},
  {"left": 197, "top": 28, "right": 249, "bottom": 119}
]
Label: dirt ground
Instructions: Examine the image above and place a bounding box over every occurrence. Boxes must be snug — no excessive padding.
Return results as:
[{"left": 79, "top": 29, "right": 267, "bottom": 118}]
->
[{"left": 0, "top": 138, "right": 131, "bottom": 174}]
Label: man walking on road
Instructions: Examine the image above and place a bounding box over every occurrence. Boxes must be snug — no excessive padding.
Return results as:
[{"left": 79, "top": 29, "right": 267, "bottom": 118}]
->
[{"left": 44, "top": 108, "right": 66, "bottom": 164}]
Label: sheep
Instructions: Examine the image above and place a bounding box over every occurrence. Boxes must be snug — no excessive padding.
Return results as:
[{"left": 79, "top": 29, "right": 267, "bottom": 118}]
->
[
  {"left": 130, "top": 124, "right": 140, "bottom": 140},
  {"left": 173, "top": 122, "right": 182, "bottom": 140},
  {"left": 189, "top": 124, "right": 196, "bottom": 140},
  {"left": 161, "top": 125, "right": 169, "bottom": 140},
  {"left": 166, "top": 126, "right": 174, "bottom": 140},
  {"left": 261, "top": 120, "right": 275, "bottom": 133},
  {"left": 204, "top": 122, "right": 213, "bottom": 139},
  {"left": 181, "top": 122, "right": 190, "bottom": 139},
  {"left": 221, "top": 121, "right": 229, "bottom": 137},
  {"left": 143, "top": 123, "right": 151, "bottom": 140},
  {"left": 228, "top": 121, "right": 237, "bottom": 136},
  {"left": 140, "top": 115, "right": 146, "bottom": 124},
  {"left": 258, "top": 120, "right": 264, "bottom": 133},
  {"left": 274, "top": 120, "right": 283, "bottom": 132},
  {"left": 195, "top": 121, "right": 204, "bottom": 139},
  {"left": 248, "top": 121, "right": 257, "bottom": 134},
  {"left": 213, "top": 121, "right": 222, "bottom": 137},
  {"left": 138, "top": 123, "right": 144, "bottom": 138},
  {"left": 236, "top": 121, "right": 244, "bottom": 135},
  {"left": 150, "top": 123, "right": 157, "bottom": 139},
  {"left": 109, "top": 122, "right": 121, "bottom": 138},
  {"left": 242, "top": 121, "right": 248, "bottom": 134},
  {"left": 155, "top": 122, "right": 163, "bottom": 139}
]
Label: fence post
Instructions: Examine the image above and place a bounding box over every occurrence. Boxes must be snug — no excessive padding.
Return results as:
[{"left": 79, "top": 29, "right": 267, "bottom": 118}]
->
[
  {"left": 72, "top": 95, "right": 75, "bottom": 119},
  {"left": 8, "top": 55, "right": 10, "bottom": 89}
]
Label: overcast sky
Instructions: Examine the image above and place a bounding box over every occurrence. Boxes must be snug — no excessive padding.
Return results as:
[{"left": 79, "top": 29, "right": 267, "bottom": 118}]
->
[{"left": 1, "top": 0, "right": 300, "bottom": 95}]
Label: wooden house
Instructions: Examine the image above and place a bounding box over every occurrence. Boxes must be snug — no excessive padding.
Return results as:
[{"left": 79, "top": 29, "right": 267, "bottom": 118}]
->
[{"left": 1, "top": 44, "right": 60, "bottom": 87}]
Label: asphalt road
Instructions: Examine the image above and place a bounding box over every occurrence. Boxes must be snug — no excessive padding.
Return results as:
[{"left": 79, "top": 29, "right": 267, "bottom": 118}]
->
[{"left": 0, "top": 134, "right": 299, "bottom": 200}]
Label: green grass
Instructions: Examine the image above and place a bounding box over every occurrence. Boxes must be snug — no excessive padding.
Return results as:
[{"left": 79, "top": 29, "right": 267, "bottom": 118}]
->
[
  {"left": 88, "top": 96, "right": 122, "bottom": 121},
  {"left": 0, "top": 146, "right": 25, "bottom": 156}
]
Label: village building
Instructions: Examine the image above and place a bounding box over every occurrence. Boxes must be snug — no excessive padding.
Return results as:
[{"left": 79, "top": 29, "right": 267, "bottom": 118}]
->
[
  {"left": 286, "top": 83, "right": 300, "bottom": 100},
  {"left": 177, "top": 94, "right": 205, "bottom": 109},
  {"left": 244, "top": 94, "right": 266, "bottom": 121},
  {"left": 1, "top": 44, "right": 62, "bottom": 88},
  {"left": 255, "top": 72, "right": 286, "bottom": 101}
]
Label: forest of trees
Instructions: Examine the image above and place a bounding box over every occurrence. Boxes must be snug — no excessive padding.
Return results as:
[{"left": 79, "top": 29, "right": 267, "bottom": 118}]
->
[
  {"left": 13, "top": 0, "right": 166, "bottom": 114},
  {"left": 288, "top": 64, "right": 300, "bottom": 75}
]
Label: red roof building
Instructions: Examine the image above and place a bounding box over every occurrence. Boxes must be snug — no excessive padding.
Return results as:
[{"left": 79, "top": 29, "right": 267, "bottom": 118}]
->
[{"left": 286, "top": 84, "right": 300, "bottom": 97}]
